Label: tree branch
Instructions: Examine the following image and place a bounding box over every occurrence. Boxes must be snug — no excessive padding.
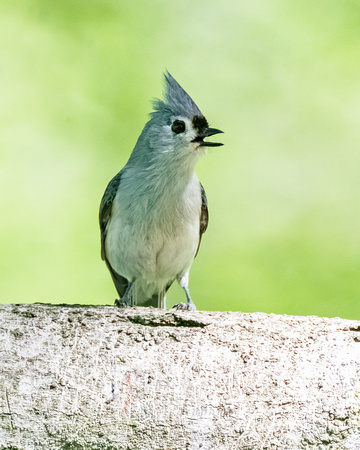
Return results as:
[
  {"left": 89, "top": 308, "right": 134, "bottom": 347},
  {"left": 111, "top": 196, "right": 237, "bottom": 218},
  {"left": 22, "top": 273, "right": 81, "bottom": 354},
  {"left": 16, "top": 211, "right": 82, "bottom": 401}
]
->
[{"left": 1, "top": 304, "right": 360, "bottom": 449}]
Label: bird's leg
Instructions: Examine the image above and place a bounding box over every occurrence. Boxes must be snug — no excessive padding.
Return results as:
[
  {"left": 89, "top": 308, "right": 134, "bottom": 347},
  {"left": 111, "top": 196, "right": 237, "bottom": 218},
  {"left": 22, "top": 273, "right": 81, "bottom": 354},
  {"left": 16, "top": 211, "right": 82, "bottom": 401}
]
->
[
  {"left": 174, "top": 272, "right": 197, "bottom": 311},
  {"left": 114, "top": 278, "right": 135, "bottom": 307},
  {"left": 158, "top": 289, "right": 166, "bottom": 310}
]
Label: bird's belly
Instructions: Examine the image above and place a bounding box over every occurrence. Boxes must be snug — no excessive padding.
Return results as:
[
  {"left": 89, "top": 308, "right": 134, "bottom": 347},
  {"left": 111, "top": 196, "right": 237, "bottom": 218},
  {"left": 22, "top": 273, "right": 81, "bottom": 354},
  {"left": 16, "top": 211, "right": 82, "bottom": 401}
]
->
[
  {"left": 106, "top": 215, "right": 199, "bottom": 284},
  {"left": 155, "top": 222, "right": 199, "bottom": 279}
]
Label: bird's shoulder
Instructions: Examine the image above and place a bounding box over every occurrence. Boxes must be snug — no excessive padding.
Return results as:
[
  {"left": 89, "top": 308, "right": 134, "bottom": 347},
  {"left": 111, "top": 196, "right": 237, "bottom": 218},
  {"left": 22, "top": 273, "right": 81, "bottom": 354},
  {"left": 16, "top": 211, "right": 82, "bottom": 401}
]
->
[{"left": 100, "top": 172, "right": 122, "bottom": 210}]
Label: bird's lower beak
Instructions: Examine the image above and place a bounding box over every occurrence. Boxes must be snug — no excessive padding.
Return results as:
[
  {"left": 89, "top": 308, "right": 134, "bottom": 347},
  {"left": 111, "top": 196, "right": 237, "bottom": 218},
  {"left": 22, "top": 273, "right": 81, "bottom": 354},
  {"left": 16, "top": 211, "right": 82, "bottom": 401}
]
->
[{"left": 192, "top": 128, "right": 224, "bottom": 147}]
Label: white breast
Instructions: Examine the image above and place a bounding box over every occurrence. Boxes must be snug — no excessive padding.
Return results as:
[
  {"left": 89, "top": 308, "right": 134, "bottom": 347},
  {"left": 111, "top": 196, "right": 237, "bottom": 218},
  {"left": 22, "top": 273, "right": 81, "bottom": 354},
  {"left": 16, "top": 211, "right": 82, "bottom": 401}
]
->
[{"left": 105, "top": 171, "right": 202, "bottom": 294}]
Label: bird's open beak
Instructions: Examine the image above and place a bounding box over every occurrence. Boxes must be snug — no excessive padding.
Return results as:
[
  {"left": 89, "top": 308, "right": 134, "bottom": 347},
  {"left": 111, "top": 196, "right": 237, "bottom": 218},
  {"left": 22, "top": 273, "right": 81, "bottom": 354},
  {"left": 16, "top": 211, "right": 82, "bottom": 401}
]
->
[{"left": 192, "top": 128, "right": 224, "bottom": 147}]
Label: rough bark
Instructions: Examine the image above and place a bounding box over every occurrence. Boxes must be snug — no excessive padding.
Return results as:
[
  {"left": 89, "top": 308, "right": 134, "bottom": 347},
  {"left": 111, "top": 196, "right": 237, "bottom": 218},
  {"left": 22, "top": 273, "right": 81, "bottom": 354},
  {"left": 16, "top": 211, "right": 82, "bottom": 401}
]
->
[{"left": 0, "top": 303, "right": 360, "bottom": 449}]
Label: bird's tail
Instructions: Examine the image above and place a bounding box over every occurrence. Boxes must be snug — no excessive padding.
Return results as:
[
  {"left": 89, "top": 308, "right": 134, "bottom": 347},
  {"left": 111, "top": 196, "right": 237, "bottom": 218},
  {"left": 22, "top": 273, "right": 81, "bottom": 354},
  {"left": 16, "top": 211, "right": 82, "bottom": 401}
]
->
[
  {"left": 106, "top": 260, "right": 129, "bottom": 298},
  {"left": 108, "top": 263, "right": 174, "bottom": 309},
  {"left": 134, "top": 280, "right": 174, "bottom": 309}
]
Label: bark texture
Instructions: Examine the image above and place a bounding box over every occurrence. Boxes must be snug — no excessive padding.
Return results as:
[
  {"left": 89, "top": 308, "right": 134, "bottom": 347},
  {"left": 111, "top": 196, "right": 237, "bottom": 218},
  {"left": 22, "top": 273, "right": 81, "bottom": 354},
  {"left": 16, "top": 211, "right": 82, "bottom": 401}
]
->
[{"left": 0, "top": 303, "right": 360, "bottom": 449}]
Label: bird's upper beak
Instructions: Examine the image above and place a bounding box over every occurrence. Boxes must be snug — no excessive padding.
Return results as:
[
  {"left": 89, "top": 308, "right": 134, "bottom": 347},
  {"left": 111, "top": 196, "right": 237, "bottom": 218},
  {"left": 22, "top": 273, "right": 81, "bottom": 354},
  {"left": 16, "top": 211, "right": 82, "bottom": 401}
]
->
[{"left": 192, "top": 127, "right": 224, "bottom": 147}]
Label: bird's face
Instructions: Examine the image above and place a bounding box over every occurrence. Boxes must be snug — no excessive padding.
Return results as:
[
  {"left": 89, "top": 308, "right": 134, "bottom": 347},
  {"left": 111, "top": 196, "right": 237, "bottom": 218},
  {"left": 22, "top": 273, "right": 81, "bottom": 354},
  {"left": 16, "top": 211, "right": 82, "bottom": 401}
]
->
[{"left": 167, "top": 114, "right": 223, "bottom": 154}]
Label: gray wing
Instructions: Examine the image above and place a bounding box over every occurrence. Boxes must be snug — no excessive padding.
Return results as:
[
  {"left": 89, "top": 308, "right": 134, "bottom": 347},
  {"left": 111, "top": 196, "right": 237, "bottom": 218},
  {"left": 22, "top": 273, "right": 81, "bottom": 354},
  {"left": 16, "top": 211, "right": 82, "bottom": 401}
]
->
[
  {"left": 195, "top": 182, "right": 209, "bottom": 258},
  {"left": 99, "top": 172, "right": 122, "bottom": 261},
  {"left": 99, "top": 172, "right": 129, "bottom": 298}
]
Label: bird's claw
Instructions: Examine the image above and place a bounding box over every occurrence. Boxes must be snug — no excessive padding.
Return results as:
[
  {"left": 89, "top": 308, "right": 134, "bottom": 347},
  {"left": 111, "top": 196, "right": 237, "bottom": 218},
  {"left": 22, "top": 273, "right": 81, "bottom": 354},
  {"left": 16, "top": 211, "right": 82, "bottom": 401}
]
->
[
  {"left": 173, "top": 302, "right": 197, "bottom": 311},
  {"left": 114, "top": 298, "right": 129, "bottom": 308}
]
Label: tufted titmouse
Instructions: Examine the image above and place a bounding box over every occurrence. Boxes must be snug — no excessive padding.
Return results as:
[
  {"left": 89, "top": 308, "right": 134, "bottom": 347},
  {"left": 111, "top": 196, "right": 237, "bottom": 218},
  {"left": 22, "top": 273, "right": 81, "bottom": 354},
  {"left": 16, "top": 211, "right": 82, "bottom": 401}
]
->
[{"left": 99, "top": 72, "right": 223, "bottom": 310}]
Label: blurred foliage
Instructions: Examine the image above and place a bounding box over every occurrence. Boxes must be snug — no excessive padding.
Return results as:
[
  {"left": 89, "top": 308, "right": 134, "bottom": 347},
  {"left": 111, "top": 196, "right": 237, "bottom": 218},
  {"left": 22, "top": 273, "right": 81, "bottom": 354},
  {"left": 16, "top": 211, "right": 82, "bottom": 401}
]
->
[{"left": 1, "top": 0, "right": 360, "bottom": 319}]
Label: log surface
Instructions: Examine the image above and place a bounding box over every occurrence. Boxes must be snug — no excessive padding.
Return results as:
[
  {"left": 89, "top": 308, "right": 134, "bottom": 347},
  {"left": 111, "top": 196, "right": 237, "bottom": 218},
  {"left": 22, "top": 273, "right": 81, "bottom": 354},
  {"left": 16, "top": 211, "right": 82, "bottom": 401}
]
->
[{"left": 0, "top": 303, "right": 360, "bottom": 449}]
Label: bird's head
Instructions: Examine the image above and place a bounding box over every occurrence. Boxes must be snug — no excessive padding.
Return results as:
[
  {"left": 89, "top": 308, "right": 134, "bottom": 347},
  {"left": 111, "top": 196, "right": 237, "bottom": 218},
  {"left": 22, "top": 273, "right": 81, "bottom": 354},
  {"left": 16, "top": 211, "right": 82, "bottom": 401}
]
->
[{"left": 131, "top": 72, "right": 223, "bottom": 165}]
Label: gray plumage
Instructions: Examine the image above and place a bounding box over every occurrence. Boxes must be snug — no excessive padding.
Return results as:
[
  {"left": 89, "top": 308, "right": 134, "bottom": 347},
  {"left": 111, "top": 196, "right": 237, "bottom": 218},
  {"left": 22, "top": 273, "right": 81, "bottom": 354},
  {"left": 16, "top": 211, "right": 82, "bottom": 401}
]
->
[{"left": 99, "top": 72, "right": 223, "bottom": 309}]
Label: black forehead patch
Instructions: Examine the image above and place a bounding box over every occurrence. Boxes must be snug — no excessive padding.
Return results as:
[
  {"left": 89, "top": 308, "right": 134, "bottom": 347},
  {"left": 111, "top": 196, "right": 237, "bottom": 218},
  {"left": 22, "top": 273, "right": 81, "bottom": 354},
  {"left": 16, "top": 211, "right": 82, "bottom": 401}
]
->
[{"left": 192, "top": 115, "right": 208, "bottom": 132}]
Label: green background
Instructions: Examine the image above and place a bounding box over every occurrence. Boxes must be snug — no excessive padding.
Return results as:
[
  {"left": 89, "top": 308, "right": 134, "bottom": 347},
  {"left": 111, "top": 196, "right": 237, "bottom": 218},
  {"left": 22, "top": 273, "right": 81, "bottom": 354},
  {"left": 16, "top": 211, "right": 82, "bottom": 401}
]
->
[{"left": 1, "top": 0, "right": 360, "bottom": 319}]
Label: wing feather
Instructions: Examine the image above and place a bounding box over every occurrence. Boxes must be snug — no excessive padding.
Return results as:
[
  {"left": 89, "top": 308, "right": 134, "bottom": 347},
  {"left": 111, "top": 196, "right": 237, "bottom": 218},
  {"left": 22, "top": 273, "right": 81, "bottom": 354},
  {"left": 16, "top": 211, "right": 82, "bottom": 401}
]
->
[
  {"left": 99, "top": 172, "right": 129, "bottom": 298},
  {"left": 99, "top": 172, "right": 122, "bottom": 261},
  {"left": 195, "top": 182, "right": 209, "bottom": 258}
]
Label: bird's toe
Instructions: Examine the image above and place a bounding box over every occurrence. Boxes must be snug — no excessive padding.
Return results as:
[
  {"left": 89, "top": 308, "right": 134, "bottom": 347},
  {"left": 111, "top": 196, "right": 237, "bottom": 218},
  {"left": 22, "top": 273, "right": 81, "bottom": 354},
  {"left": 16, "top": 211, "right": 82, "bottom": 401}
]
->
[
  {"left": 114, "top": 298, "right": 129, "bottom": 308},
  {"left": 173, "top": 302, "right": 197, "bottom": 311}
]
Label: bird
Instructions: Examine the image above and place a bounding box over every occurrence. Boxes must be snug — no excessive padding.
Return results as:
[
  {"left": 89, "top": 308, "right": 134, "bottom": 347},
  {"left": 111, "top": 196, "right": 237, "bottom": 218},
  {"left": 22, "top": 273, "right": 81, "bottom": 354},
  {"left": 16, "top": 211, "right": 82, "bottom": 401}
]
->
[{"left": 99, "top": 72, "right": 223, "bottom": 310}]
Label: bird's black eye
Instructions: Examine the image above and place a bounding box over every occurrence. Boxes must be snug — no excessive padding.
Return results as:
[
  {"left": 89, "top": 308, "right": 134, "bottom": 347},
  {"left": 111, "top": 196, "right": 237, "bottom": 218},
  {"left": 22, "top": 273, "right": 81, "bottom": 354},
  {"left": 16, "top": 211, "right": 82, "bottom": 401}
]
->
[{"left": 171, "top": 120, "right": 186, "bottom": 134}]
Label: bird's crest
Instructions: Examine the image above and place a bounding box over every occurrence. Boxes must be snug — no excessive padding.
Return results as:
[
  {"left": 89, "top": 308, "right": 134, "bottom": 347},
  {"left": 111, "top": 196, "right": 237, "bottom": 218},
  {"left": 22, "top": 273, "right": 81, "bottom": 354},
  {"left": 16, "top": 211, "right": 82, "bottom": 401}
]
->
[{"left": 152, "top": 71, "right": 202, "bottom": 119}]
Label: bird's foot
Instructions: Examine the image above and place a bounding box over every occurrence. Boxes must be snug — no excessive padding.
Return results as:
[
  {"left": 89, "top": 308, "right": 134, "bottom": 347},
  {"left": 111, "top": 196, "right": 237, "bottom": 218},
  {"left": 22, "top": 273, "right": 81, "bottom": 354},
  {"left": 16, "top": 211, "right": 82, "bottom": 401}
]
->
[
  {"left": 173, "top": 302, "right": 197, "bottom": 311},
  {"left": 114, "top": 298, "right": 129, "bottom": 308}
]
